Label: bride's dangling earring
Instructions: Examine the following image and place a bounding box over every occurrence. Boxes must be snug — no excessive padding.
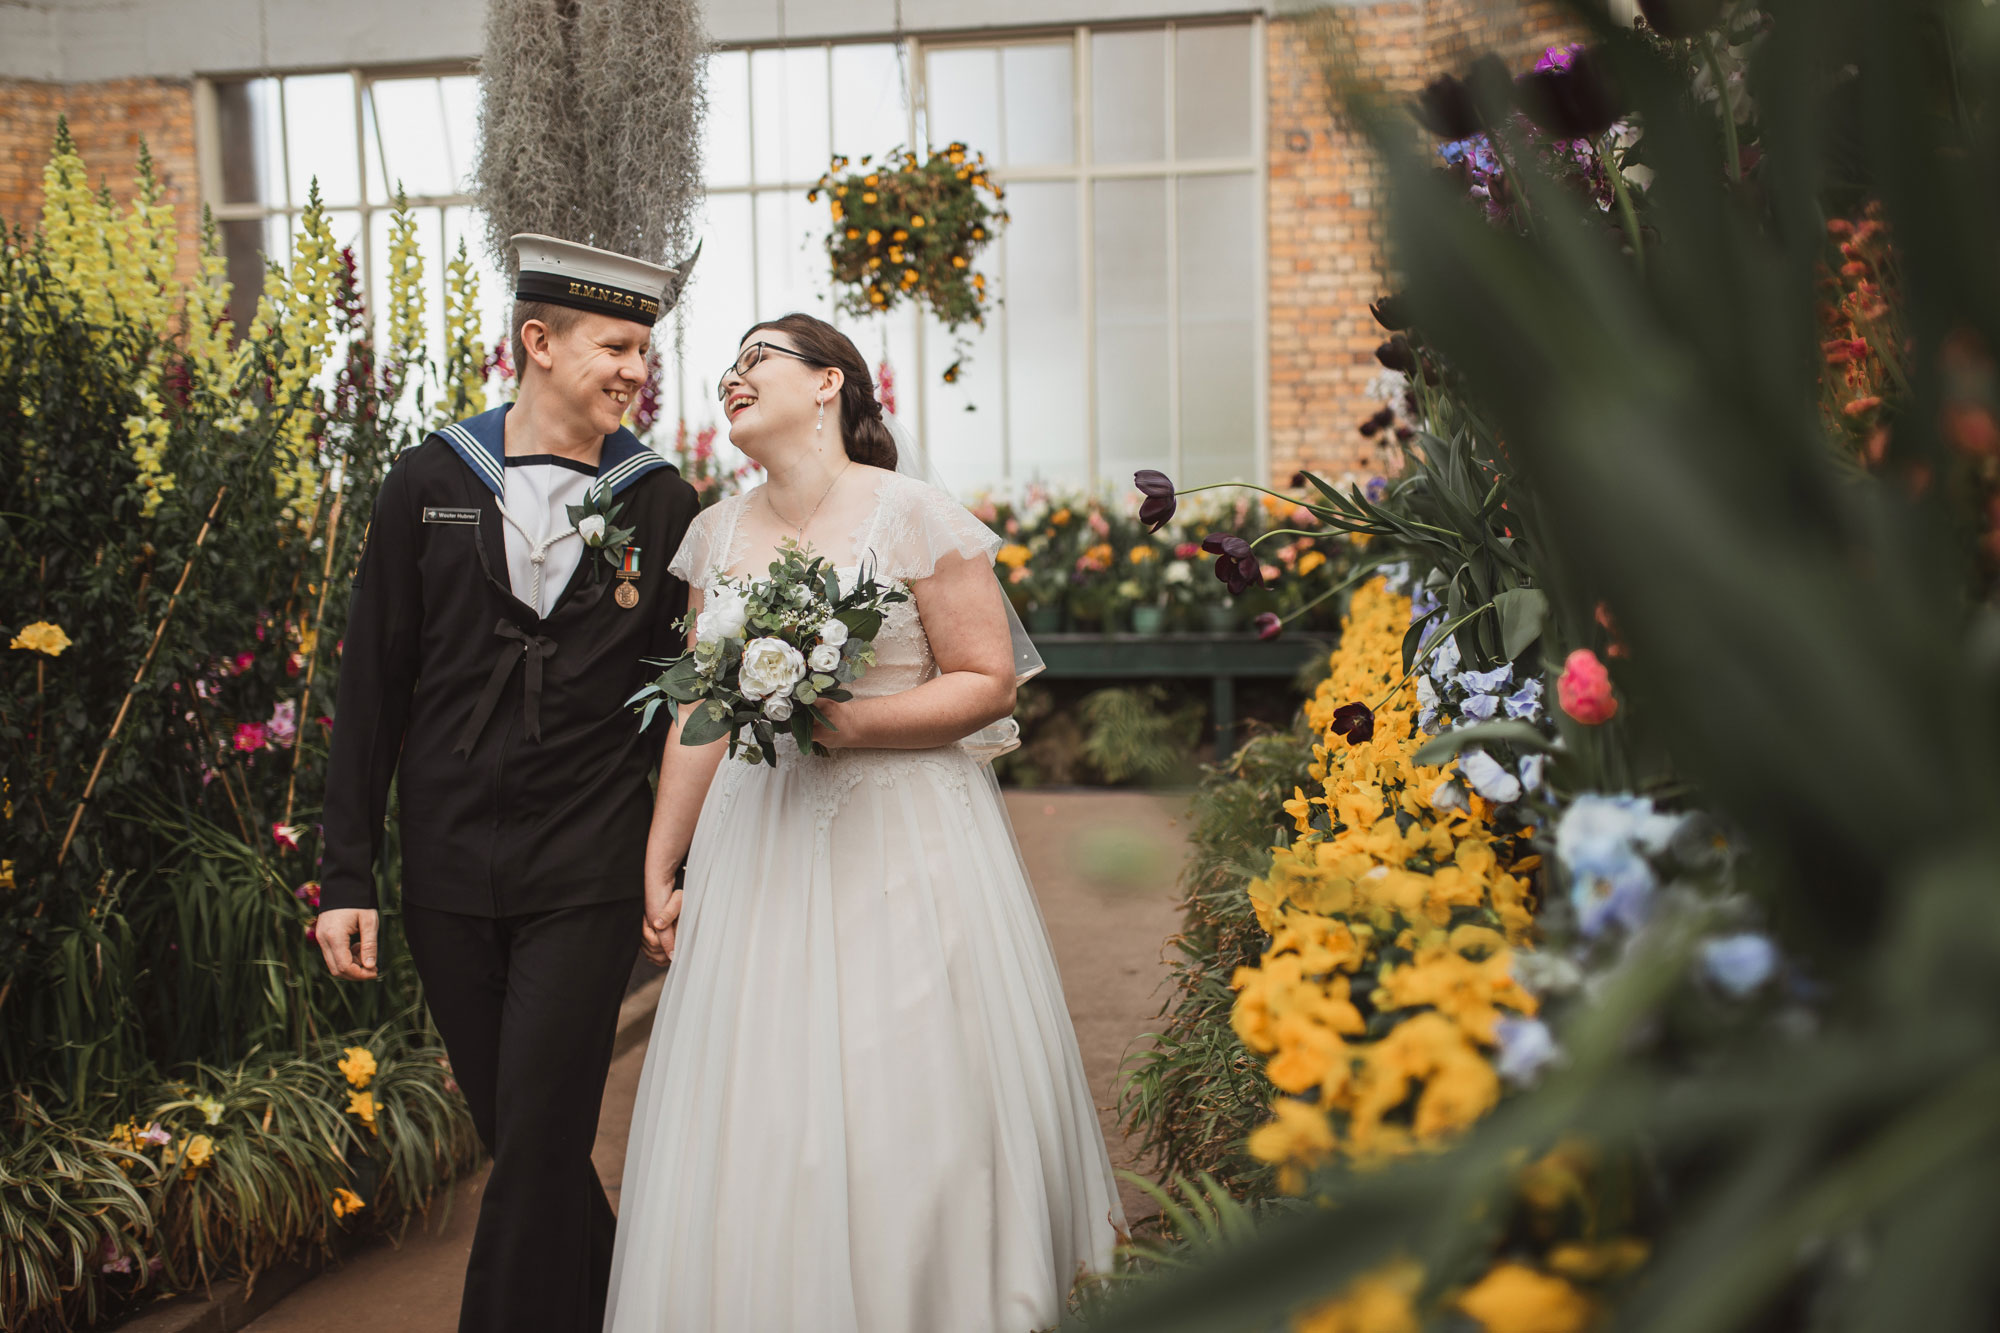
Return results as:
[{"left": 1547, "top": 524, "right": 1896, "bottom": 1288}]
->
[{"left": 816, "top": 397, "right": 825, "bottom": 432}]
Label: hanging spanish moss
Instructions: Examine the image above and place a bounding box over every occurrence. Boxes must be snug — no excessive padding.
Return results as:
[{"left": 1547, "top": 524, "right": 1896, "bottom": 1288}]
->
[{"left": 471, "top": 0, "right": 705, "bottom": 279}]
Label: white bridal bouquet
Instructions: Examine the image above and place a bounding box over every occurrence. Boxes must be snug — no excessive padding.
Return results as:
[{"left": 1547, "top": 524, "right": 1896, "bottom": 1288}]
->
[{"left": 630, "top": 542, "right": 909, "bottom": 766}]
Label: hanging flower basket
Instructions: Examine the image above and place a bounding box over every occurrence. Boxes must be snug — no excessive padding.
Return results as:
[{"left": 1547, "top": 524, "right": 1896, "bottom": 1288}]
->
[{"left": 810, "top": 143, "right": 1007, "bottom": 380}]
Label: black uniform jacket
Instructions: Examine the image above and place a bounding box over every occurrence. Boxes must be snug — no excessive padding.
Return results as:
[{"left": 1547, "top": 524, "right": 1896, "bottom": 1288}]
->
[{"left": 320, "top": 405, "right": 700, "bottom": 916}]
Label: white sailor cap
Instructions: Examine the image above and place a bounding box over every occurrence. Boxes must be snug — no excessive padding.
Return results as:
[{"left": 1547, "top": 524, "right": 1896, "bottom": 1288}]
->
[{"left": 509, "top": 233, "right": 699, "bottom": 327}]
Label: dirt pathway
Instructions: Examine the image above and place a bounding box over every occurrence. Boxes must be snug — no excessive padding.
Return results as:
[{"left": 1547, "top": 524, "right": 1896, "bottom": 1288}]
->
[{"left": 244, "top": 790, "right": 1187, "bottom": 1330}]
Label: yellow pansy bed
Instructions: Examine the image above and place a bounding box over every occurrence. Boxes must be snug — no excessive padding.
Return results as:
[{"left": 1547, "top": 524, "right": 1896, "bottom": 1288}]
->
[
  {"left": 1232, "top": 576, "right": 1539, "bottom": 1178},
  {"left": 1223, "top": 578, "right": 1648, "bottom": 1332}
]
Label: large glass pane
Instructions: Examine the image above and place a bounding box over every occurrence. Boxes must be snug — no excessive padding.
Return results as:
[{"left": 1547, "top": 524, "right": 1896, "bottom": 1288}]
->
[
  {"left": 1002, "top": 42, "right": 1074, "bottom": 167},
  {"left": 924, "top": 47, "right": 1000, "bottom": 160},
  {"left": 1175, "top": 25, "right": 1254, "bottom": 161},
  {"left": 754, "top": 188, "right": 832, "bottom": 321},
  {"left": 367, "top": 78, "right": 452, "bottom": 200},
  {"left": 677, "top": 192, "right": 757, "bottom": 432},
  {"left": 704, "top": 50, "right": 752, "bottom": 190},
  {"left": 924, "top": 311, "right": 1003, "bottom": 493},
  {"left": 439, "top": 76, "right": 479, "bottom": 193},
  {"left": 220, "top": 217, "right": 266, "bottom": 331},
  {"left": 1177, "top": 174, "right": 1257, "bottom": 485},
  {"left": 1092, "top": 178, "right": 1170, "bottom": 479},
  {"left": 832, "top": 43, "right": 909, "bottom": 161},
  {"left": 752, "top": 46, "right": 830, "bottom": 187},
  {"left": 832, "top": 306, "right": 920, "bottom": 445},
  {"left": 214, "top": 78, "right": 277, "bottom": 205},
  {"left": 283, "top": 73, "right": 360, "bottom": 207},
  {"left": 1090, "top": 30, "right": 1166, "bottom": 165},
  {"left": 1000, "top": 181, "right": 1086, "bottom": 487}
]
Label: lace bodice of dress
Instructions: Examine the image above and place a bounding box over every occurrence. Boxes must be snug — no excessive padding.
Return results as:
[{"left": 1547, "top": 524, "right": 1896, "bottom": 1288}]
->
[{"left": 666, "top": 471, "right": 1002, "bottom": 702}]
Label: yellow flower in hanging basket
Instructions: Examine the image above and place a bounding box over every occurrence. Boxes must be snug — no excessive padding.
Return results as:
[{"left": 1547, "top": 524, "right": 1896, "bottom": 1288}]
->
[
  {"left": 10, "top": 621, "right": 70, "bottom": 656},
  {"left": 331, "top": 1186, "right": 366, "bottom": 1218},
  {"left": 845, "top": 228, "right": 860, "bottom": 239},
  {"left": 861, "top": 191, "right": 878, "bottom": 204},
  {"left": 866, "top": 228, "right": 881, "bottom": 244},
  {"left": 952, "top": 255, "right": 969, "bottom": 268},
  {"left": 911, "top": 214, "right": 926, "bottom": 227},
  {"left": 346, "top": 1089, "right": 379, "bottom": 1136}
]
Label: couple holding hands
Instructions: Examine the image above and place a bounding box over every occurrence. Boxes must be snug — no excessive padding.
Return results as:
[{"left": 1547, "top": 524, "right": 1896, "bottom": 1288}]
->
[{"left": 312, "top": 233, "right": 1121, "bottom": 1332}]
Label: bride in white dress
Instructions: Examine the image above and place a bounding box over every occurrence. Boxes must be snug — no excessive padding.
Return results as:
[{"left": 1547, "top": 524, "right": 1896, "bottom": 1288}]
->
[{"left": 603, "top": 314, "right": 1123, "bottom": 1333}]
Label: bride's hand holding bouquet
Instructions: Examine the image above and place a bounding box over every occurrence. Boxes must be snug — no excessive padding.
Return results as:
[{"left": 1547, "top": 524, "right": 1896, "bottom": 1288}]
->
[{"left": 630, "top": 540, "right": 907, "bottom": 765}]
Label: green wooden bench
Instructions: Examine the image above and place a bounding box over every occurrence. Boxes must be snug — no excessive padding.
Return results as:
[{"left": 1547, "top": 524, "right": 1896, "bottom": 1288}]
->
[{"left": 1029, "top": 632, "right": 1336, "bottom": 756}]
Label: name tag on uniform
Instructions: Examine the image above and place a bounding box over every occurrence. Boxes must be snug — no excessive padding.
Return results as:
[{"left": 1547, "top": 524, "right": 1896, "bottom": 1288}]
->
[{"left": 423, "top": 506, "right": 482, "bottom": 525}]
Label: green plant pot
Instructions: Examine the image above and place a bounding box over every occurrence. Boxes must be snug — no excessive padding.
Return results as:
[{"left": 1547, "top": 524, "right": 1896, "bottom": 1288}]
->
[
  {"left": 1130, "top": 605, "right": 1168, "bottom": 635},
  {"left": 1026, "top": 605, "right": 1064, "bottom": 636},
  {"left": 1202, "top": 603, "right": 1237, "bottom": 633}
]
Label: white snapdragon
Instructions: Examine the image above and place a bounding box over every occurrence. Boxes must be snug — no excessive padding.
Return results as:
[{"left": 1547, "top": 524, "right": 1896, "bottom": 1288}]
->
[
  {"left": 738, "top": 637, "right": 807, "bottom": 701},
  {"left": 695, "top": 586, "right": 750, "bottom": 643}
]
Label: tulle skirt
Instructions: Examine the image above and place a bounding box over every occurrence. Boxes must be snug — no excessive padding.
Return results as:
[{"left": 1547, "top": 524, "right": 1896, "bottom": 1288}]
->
[{"left": 604, "top": 745, "right": 1124, "bottom": 1333}]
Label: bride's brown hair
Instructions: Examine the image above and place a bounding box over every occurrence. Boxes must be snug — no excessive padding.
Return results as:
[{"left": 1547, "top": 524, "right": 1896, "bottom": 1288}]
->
[{"left": 737, "top": 313, "right": 898, "bottom": 470}]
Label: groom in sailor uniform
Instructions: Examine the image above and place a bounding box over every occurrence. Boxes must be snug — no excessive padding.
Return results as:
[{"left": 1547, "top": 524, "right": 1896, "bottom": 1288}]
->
[{"left": 315, "top": 234, "right": 700, "bottom": 1332}]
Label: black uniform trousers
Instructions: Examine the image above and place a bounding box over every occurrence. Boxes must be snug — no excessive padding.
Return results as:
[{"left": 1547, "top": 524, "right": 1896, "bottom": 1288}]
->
[{"left": 404, "top": 897, "right": 641, "bottom": 1333}]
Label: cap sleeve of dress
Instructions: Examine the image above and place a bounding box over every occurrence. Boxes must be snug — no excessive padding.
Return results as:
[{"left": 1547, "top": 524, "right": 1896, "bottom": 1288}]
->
[
  {"left": 666, "top": 499, "right": 724, "bottom": 588},
  {"left": 871, "top": 474, "right": 1003, "bottom": 583}
]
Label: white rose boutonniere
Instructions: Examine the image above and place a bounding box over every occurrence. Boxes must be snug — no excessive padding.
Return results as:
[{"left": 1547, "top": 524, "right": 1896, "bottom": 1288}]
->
[
  {"left": 565, "top": 481, "right": 636, "bottom": 566},
  {"left": 738, "top": 637, "right": 807, "bottom": 702}
]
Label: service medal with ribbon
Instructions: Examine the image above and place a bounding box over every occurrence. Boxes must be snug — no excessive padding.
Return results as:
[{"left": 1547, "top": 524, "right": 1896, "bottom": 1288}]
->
[{"left": 614, "top": 545, "right": 642, "bottom": 609}]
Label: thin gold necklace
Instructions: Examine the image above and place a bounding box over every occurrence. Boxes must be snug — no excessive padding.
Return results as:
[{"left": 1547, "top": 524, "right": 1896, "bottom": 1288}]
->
[{"left": 767, "top": 457, "right": 851, "bottom": 542}]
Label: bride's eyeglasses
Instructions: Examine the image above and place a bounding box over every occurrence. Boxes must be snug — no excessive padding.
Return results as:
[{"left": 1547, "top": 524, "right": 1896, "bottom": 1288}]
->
[{"left": 717, "top": 342, "right": 818, "bottom": 401}]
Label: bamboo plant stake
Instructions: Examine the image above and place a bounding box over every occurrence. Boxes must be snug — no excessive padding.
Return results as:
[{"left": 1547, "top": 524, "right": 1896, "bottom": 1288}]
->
[
  {"left": 0, "top": 487, "right": 228, "bottom": 1016},
  {"left": 282, "top": 490, "right": 344, "bottom": 828}
]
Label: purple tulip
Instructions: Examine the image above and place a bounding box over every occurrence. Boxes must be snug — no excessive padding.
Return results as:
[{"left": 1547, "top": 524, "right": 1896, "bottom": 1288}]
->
[
  {"left": 1413, "top": 74, "right": 1481, "bottom": 141},
  {"left": 1330, "top": 702, "right": 1375, "bottom": 743},
  {"left": 1636, "top": 0, "right": 1723, "bottom": 40},
  {"left": 1253, "top": 612, "right": 1283, "bottom": 641},
  {"left": 1374, "top": 337, "right": 1418, "bottom": 375},
  {"left": 1200, "top": 533, "right": 1262, "bottom": 595},
  {"left": 1134, "top": 469, "right": 1177, "bottom": 532},
  {"left": 1369, "top": 294, "right": 1410, "bottom": 331},
  {"left": 1516, "top": 46, "right": 1621, "bottom": 140}
]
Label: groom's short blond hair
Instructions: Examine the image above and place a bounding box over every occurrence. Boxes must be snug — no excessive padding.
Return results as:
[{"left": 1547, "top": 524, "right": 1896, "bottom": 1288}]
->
[{"left": 510, "top": 300, "right": 586, "bottom": 383}]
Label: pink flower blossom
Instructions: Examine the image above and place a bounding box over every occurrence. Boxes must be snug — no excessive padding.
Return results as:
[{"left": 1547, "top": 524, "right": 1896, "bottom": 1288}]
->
[
  {"left": 1087, "top": 510, "right": 1111, "bottom": 538},
  {"left": 875, "top": 360, "right": 897, "bottom": 416},
  {"left": 140, "top": 1123, "right": 172, "bottom": 1147},
  {"left": 232, "top": 651, "right": 255, "bottom": 676},
  {"left": 294, "top": 880, "right": 322, "bottom": 908},
  {"left": 272, "top": 822, "right": 303, "bottom": 852},
  {"left": 1176, "top": 542, "right": 1201, "bottom": 560},
  {"left": 233, "top": 722, "right": 269, "bottom": 752},
  {"left": 1557, "top": 648, "right": 1619, "bottom": 724},
  {"left": 269, "top": 700, "right": 298, "bottom": 748}
]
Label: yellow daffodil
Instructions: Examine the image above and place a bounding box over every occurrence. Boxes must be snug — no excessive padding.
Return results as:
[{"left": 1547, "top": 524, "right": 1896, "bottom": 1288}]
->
[
  {"left": 1455, "top": 1264, "right": 1594, "bottom": 1333},
  {"left": 346, "top": 1089, "right": 378, "bottom": 1136},
  {"left": 331, "top": 1186, "right": 366, "bottom": 1218},
  {"left": 10, "top": 621, "right": 70, "bottom": 656},
  {"left": 338, "top": 1045, "right": 377, "bottom": 1089}
]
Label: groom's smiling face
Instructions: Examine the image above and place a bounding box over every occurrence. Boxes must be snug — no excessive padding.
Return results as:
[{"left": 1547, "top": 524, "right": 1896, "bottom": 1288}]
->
[{"left": 528, "top": 309, "right": 649, "bottom": 436}]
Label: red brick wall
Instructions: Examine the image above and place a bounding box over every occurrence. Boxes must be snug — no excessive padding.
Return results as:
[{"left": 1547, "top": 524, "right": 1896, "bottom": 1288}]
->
[
  {"left": 1266, "top": 1, "right": 1579, "bottom": 487},
  {"left": 0, "top": 77, "right": 202, "bottom": 287}
]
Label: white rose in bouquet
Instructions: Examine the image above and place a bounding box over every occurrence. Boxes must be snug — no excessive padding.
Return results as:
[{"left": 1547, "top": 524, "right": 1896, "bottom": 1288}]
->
[
  {"left": 817, "top": 619, "right": 849, "bottom": 647},
  {"left": 695, "top": 586, "right": 750, "bottom": 643},
  {"left": 738, "top": 636, "right": 807, "bottom": 701},
  {"left": 577, "top": 514, "right": 608, "bottom": 545},
  {"left": 808, "top": 642, "right": 842, "bottom": 674},
  {"left": 763, "top": 695, "right": 794, "bottom": 722}
]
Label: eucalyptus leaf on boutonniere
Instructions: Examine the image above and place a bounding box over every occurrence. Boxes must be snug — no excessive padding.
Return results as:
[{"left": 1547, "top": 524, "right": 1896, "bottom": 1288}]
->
[{"left": 567, "top": 481, "right": 637, "bottom": 568}]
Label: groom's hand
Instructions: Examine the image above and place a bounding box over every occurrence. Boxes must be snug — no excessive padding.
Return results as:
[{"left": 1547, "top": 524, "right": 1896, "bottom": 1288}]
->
[
  {"left": 641, "top": 884, "right": 683, "bottom": 966},
  {"left": 315, "top": 908, "right": 380, "bottom": 981}
]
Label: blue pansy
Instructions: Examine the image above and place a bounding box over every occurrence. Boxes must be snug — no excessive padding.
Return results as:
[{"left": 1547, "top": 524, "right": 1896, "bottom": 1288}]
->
[
  {"left": 1457, "top": 663, "right": 1514, "bottom": 695},
  {"left": 1459, "top": 693, "right": 1502, "bottom": 721},
  {"left": 1427, "top": 632, "right": 1461, "bottom": 680},
  {"left": 1504, "top": 678, "right": 1544, "bottom": 720},
  {"left": 1556, "top": 794, "right": 1685, "bottom": 938},
  {"left": 1518, "top": 753, "right": 1547, "bottom": 792},
  {"left": 1430, "top": 779, "right": 1469, "bottom": 813},
  {"left": 1701, "top": 933, "right": 1777, "bottom": 998},
  {"left": 1459, "top": 747, "right": 1522, "bottom": 803},
  {"left": 1494, "top": 1016, "right": 1560, "bottom": 1086}
]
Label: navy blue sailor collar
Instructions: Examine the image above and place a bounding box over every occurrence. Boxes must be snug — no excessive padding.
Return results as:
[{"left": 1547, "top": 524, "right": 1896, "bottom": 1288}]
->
[{"left": 431, "top": 403, "right": 671, "bottom": 499}]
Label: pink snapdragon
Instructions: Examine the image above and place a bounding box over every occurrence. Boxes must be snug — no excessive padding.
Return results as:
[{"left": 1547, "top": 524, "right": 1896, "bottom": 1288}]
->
[
  {"left": 268, "top": 700, "right": 298, "bottom": 748},
  {"left": 272, "top": 822, "right": 303, "bottom": 852}
]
